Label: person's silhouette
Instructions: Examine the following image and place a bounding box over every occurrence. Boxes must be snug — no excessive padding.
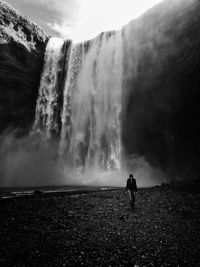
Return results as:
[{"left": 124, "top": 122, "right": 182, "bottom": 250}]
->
[{"left": 126, "top": 174, "right": 137, "bottom": 211}]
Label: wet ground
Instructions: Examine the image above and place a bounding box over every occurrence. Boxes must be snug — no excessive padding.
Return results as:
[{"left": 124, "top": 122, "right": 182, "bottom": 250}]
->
[{"left": 0, "top": 184, "right": 200, "bottom": 266}]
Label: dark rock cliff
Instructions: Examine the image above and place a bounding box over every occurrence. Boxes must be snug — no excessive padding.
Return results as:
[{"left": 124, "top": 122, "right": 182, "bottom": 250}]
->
[
  {"left": 0, "top": 0, "right": 48, "bottom": 133},
  {"left": 122, "top": 0, "right": 200, "bottom": 177}
]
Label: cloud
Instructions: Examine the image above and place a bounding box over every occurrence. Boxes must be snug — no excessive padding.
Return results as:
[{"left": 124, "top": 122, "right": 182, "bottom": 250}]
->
[
  {"left": 5, "top": 0, "right": 165, "bottom": 41},
  {"left": 46, "top": 0, "right": 165, "bottom": 41},
  {"left": 47, "top": 22, "right": 74, "bottom": 40}
]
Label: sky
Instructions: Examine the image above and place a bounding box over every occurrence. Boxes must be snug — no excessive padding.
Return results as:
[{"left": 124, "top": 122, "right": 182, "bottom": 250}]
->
[{"left": 6, "top": 0, "right": 163, "bottom": 42}]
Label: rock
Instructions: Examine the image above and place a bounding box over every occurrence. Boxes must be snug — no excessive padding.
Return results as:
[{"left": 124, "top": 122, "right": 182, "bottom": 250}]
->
[
  {"left": 0, "top": 0, "right": 48, "bottom": 133},
  {"left": 68, "top": 211, "right": 74, "bottom": 217},
  {"left": 123, "top": 0, "right": 200, "bottom": 177},
  {"left": 33, "top": 190, "right": 43, "bottom": 195},
  {"left": 118, "top": 214, "right": 129, "bottom": 221}
]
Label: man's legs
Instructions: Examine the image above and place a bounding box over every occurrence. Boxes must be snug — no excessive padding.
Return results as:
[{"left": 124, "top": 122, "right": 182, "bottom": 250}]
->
[
  {"left": 131, "top": 191, "right": 135, "bottom": 209},
  {"left": 127, "top": 190, "right": 135, "bottom": 210}
]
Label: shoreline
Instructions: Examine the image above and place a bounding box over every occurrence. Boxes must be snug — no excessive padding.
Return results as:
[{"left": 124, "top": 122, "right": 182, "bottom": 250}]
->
[{"left": 0, "top": 185, "right": 123, "bottom": 199}]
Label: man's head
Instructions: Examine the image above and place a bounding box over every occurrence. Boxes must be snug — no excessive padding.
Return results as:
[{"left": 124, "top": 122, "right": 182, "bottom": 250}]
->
[{"left": 129, "top": 174, "right": 133, "bottom": 179}]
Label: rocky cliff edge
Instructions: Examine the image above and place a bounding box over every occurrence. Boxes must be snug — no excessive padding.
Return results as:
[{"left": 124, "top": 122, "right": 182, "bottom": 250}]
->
[{"left": 0, "top": 0, "right": 48, "bottom": 133}]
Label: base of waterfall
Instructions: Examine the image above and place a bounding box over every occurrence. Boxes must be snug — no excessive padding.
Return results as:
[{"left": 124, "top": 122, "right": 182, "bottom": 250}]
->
[
  {"left": 0, "top": 185, "right": 120, "bottom": 199},
  {"left": 1, "top": 181, "right": 200, "bottom": 266}
]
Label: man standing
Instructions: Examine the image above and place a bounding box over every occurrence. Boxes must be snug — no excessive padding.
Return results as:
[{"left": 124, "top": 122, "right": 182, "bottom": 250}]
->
[{"left": 126, "top": 174, "right": 137, "bottom": 211}]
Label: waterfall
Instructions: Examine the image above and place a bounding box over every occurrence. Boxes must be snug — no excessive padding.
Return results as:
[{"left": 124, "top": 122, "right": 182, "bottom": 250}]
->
[
  {"left": 34, "top": 31, "right": 123, "bottom": 172},
  {"left": 33, "top": 37, "right": 68, "bottom": 138}
]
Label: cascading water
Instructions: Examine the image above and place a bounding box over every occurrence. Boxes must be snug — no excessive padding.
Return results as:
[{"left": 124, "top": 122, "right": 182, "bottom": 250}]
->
[
  {"left": 34, "top": 30, "right": 123, "bottom": 174},
  {"left": 59, "top": 42, "right": 83, "bottom": 159},
  {"left": 33, "top": 37, "right": 67, "bottom": 138}
]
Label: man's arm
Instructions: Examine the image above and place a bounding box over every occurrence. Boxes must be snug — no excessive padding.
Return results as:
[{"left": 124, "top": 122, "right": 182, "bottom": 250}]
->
[
  {"left": 135, "top": 179, "right": 138, "bottom": 191},
  {"left": 125, "top": 180, "right": 128, "bottom": 191}
]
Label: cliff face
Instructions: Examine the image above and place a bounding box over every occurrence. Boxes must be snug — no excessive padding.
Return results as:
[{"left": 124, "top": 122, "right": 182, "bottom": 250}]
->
[
  {"left": 0, "top": 0, "right": 48, "bottom": 133},
  {"left": 122, "top": 0, "right": 200, "bottom": 177}
]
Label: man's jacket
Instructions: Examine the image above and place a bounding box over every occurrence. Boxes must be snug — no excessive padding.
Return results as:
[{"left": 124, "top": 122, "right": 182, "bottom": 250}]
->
[{"left": 126, "top": 178, "right": 137, "bottom": 191}]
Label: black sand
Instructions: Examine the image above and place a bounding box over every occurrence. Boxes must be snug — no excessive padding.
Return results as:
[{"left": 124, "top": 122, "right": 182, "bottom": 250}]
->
[{"left": 0, "top": 184, "right": 200, "bottom": 266}]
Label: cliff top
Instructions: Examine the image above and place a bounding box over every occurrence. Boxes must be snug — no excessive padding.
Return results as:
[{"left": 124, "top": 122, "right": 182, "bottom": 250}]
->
[{"left": 0, "top": 0, "right": 47, "bottom": 50}]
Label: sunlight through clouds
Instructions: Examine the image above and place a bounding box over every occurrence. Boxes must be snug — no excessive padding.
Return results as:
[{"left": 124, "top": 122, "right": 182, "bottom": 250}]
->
[
  {"left": 73, "top": 0, "right": 164, "bottom": 41},
  {"left": 54, "top": 0, "right": 164, "bottom": 42},
  {"left": 6, "top": 0, "right": 164, "bottom": 42}
]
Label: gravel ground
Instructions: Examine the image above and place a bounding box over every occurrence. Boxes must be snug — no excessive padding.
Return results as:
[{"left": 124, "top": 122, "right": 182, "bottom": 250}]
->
[{"left": 0, "top": 185, "right": 200, "bottom": 266}]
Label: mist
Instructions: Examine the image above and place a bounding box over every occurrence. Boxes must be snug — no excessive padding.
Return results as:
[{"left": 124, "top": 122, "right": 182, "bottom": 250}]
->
[
  {"left": 0, "top": 130, "right": 165, "bottom": 188},
  {"left": 0, "top": 131, "right": 63, "bottom": 187}
]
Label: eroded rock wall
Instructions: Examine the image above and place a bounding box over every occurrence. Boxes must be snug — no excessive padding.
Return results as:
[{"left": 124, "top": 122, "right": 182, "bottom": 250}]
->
[
  {"left": 0, "top": 0, "right": 48, "bottom": 133},
  {"left": 122, "top": 0, "right": 200, "bottom": 177}
]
